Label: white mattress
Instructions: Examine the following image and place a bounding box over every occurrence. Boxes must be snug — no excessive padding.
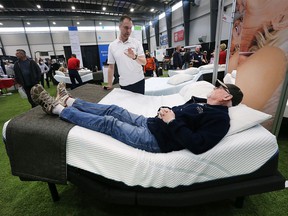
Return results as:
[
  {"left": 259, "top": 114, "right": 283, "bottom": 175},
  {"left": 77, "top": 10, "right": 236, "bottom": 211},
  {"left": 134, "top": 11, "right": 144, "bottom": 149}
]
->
[
  {"left": 2, "top": 85, "right": 278, "bottom": 189},
  {"left": 145, "top": 76, "right": 200, "bottom": 96}
]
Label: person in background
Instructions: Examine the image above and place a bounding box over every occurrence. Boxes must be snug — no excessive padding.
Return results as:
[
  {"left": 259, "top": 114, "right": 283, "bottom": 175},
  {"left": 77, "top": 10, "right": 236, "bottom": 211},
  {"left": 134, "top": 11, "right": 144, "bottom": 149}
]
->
[
  {"left": 191, "top": 45, "right": 205, "bottom": 68},
  {"left": 172, "top": 45, "right": 183, "bottom": 69},
  {"left": 106, "top": 15, "right": 146, "bottom": 94},
  {"left": 219, "top": 43, "right": 227, "bottom": 64},
  {"left": 67, "top": 54, "right": 82, "bottom": 89},
  {"left": 13, "top": 49, "right": 41, "bottom": 107},
  {"left": 144, "top": 52, "right": 156, "bottom": 77},
  {"left": 50, "top": 59, "right": 61, "bottom": 85},
  {"left": 182, "top": 48, "right": 191, "bottom": 69},
  {"left": 202, "top": 51, "right": 209, "bottom": 65},
  {"left": 38, "top": 59, "right": 50, "bottom": 88}
]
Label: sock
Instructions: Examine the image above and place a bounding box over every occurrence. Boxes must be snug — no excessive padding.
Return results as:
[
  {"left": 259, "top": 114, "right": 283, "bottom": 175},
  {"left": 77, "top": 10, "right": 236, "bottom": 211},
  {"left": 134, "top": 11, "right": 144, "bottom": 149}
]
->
[
  {"left": 66, "top": 98, "right": 76, "bottom": 107},
  {"left": 52, "top": 104, "right": 65, "bottom": 115}
]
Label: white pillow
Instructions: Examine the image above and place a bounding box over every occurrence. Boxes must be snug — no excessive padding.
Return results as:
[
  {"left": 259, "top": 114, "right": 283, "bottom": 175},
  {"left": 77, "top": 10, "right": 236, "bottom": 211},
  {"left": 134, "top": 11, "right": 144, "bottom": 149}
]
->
[
  {"left": 199, "top": 64, "right": 214, "bottom": 71},
  {"left": 227, "top": 104, "right": 271, "bottom": 136},
  {"left": 179, "top": 81, "right": 214, "bottom": 101},
  {"left": 167, "top": 74, "right": 194, "bottom": 85},
  {"left": 55, "top": 71, "right": 65, "bottom": 77},
  {"left": 185, "top": 67, "right": 199, "bottom": 75}
]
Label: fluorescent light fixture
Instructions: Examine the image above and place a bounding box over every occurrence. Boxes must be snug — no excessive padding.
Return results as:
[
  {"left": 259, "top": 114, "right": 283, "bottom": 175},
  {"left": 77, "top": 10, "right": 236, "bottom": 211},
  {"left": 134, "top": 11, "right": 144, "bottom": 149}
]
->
[
  {"left": 26, "top": 27, "right": 49, "bottom": 32},
  {"left": 102, "top": 7, "right": 106, "bottom": 11},
  {"left": 36, "top": 4, "right": 41, "bottom": 9},
  {"left": 0, "top": 23, "right": 3, "bottom": 26},
  {"left": 76, "top": 22, "right": 80, "bottom": 25},
  {"left": 0, "top": 4, "right": 4, "bottom": 8},
  {"left": 99, "top": 22, "right": 102, "bottom": 25},
  {"left": 71, "top": 6, "right": 75, "bottom": 10},
  {"left": 130, "top": 8, "right": 134, "bottom": 12},
  {"left": 150, "top": 8, "right": 154, "bottom": 12},
  {"left": 52, "top": 22, "right": 56, "bottom": 25},
  {"left": 27, "top": 22, "right": 31, "bottom": 25}
]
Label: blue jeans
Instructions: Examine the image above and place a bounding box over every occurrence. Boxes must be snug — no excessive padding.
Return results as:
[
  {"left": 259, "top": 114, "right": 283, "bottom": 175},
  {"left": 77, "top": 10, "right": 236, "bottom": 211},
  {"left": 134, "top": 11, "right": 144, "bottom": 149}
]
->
[
  {"left": 60, "top": 99, "right": 160, "bottom": 153},
  {"left": 68, "top": 69, "right": 83, "bottom": 90}
]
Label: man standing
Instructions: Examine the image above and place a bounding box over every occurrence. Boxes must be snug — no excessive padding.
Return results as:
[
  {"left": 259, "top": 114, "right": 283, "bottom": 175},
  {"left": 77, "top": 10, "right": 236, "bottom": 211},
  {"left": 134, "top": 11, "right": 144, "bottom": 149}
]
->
[
  {"left": 172, "top": 45, "right": 183, "bottom": 69},
  {"left": 67, "top": 54, "right": 82, "bottom": 89},
  {"left": 191, "top": 45, "right": 205, "bottom": 68},
  {"left": 106, "top": 15, "right": 146, "bottom": 94},
  {"left": 14, "top": 49, "right": 41, "bottom": 108}
]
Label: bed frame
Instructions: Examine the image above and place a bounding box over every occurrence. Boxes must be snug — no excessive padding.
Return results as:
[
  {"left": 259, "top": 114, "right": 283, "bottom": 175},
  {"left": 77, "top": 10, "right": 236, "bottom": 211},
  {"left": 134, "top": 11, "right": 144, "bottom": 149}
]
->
[
  {"left": 4, "top": 84, "right": 286, "bottom": 208},
  {"left": 46, "top": 152, "right": 285, "bottom": 208}
]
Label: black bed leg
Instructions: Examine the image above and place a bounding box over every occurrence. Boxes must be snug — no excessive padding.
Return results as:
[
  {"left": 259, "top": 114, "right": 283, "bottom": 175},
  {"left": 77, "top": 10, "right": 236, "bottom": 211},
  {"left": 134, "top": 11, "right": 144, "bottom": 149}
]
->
[
  {"left": 234, "top": 196, "right": 245, "bottom": 208},
  {"left": 48, "top": 183, "right": 60, "bottom": 202}
]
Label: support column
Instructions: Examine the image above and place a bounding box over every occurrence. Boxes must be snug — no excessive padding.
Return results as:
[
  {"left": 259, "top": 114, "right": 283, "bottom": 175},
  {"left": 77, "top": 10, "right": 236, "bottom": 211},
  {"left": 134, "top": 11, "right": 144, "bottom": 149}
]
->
[
  {"left": 47, "top": 20, "right": 56, "bottom": 55},
  {"left": 210, "top": 0, "right": 219, "bottom": 42},
  {"left": 182, "top": 0, "right": 191, "bottom": 46},
  {"left": 154, "top": 19, "right": 160, "bottom": 47},
  {"left": 21, "top": 19, "right": 32, "bottom": 58},
  {"left": 165, "top": 8, "right": 172, "bottom": 47},
  {"left": 145, "top": 25, "right": 150, "bottom": 51}
]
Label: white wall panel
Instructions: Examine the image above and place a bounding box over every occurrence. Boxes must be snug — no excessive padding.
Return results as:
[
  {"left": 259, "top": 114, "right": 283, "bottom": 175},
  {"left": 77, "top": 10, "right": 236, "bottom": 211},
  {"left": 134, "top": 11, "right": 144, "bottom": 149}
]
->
[
  {"left": 27, "top": 33, "right": 52, "bottom": 45},
  {"left": 78, "top": 31, "right": 96, "bottom": 43},
  {"left": 4, "top": 45, "right": 30, "bottom": 56},
  {"left": 96, "top": 31, "right": 116, "bottom": 43},
  {"left": 172, "top": 7, "right": 184, "bottom": 28},
  {"left": 1, "top": 33, "right": 27, "bottom": 46},
  {"left": 189, "top": 14, "right": 210, "bottom": 45},
  {"left": 51, "top": 32, "right": 70, "bottom": 44}
]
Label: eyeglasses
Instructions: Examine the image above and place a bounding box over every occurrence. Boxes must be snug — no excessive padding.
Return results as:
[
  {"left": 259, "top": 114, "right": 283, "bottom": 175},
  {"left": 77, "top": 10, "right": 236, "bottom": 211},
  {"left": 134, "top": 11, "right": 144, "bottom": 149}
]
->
[{"left": 215, "top": 86, "right": 230, "bottom": 94}]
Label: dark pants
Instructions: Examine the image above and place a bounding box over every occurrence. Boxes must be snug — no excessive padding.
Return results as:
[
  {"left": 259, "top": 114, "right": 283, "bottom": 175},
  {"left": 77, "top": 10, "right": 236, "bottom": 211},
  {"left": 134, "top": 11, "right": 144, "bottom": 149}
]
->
[
  {"left": 40, "top": 74, "right": 50, "bottom": 88},
  {"left": 24, "top": 85, "right": 37, "bottom": 108},
  {"left": 68, "top": 69, "right": 83, "bottom": 90},
  {"left": 145, "top": 70, "right": 154, "bottom": 77},
  {"left": 120, "top": 79, "right": 145, "bottom": 94}
]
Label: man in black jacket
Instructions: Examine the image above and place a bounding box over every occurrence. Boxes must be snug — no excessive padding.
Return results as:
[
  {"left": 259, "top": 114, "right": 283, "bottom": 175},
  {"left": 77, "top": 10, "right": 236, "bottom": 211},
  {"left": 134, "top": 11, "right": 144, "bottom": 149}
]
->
[
  {"left": 31, "top": 80, "right": 243, "bottom": 154},
  {"left": 14, "top": 49, "right": 41, "bottom": 107}
]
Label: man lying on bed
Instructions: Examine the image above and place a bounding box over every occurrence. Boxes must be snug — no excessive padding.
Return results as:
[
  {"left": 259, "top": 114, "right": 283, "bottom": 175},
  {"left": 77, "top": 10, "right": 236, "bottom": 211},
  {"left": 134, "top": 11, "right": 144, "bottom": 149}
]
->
[{"left": 30, "top": 80, "right": 243, "bottom": 154}]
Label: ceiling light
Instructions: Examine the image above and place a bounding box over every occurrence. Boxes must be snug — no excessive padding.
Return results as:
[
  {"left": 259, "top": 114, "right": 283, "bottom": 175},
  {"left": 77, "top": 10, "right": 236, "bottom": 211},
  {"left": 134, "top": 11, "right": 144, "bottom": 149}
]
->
[
  {"left": 36, "top": 4, "right": 41, "bottom": 9},
  {"left": 99, "top": 22, "right": 102, "bottom": 25},
  {"left": 130, "top": 8, "right": 134, "bottom": 12},
  {"left": 52, "top": 22, "right": 56, "bottom": 25},
  {"left": 27, "top": 22, "right": 31, "bottom": 25},
  {"left": 0, "top": 4, "right": 4, "bottom": 9},
  {"left": 102, "top": 7, "right": 106, "bottom": 11},
  {"left": 71, "top": 6, "right": 75, "bottom": 10},
  {"left": 150, "top": 8, "right": 154, "bottom": 12},
  {"left": 77, "top": 22, "right": 80, "bottom": 25},
  {"left": 0, "top": 23, "right": 3, "bottom": 26}
]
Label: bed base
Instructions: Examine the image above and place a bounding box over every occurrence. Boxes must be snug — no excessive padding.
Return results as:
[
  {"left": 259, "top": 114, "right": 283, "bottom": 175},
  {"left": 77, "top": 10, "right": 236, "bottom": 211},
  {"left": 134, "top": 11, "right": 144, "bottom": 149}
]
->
[{"left": 47, "top": 165, "right": 285, "bottom": 208}]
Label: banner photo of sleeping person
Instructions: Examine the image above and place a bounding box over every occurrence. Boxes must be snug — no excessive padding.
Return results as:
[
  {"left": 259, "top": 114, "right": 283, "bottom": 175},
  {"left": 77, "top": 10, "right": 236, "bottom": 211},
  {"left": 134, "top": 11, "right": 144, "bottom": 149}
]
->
[{"left": 227, "top": 0, "right": 288, "bottom": 131}]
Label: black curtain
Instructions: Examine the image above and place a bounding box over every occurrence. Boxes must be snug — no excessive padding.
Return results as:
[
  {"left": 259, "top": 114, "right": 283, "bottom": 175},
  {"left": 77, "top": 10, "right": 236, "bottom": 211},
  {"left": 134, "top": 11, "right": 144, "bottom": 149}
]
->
[{"left": 64, "top": 45, "right": 101, "bottom": 71}]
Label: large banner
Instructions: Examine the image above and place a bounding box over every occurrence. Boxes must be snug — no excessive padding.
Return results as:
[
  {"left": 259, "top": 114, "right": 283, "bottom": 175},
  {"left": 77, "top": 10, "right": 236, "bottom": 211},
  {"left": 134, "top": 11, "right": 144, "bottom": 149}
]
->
[
  {"left": 227, "top": 0, "right": 288, "bottom": 132},
  {"left": 68, "top": 26, "right": 83, "bottom": 67}
]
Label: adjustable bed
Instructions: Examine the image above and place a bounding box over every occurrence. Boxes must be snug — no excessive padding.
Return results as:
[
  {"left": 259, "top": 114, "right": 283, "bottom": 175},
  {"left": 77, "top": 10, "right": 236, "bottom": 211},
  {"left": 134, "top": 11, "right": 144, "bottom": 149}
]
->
[{"left": 2, "top": 82, "right": 285, "bottom": 207}]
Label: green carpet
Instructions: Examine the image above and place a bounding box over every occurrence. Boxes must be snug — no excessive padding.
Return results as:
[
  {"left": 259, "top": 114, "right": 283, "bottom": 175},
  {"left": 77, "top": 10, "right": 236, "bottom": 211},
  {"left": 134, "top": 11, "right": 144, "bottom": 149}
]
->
[{"left": 0, "top": 84, "right": 287, "bottom": 216}]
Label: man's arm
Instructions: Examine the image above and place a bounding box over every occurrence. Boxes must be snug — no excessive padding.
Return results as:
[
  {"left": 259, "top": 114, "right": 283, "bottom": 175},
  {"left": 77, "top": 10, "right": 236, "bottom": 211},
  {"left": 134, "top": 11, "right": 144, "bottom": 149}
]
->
[{"left": 106, "top": 64, "right": 115, "bottom": 89}]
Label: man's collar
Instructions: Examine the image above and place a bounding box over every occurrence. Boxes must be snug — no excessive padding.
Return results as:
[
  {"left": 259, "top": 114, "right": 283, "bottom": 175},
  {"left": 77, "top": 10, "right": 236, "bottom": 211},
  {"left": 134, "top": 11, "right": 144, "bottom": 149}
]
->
[{"left": 117, "top": 37, "right": 132, "bottom": 44}]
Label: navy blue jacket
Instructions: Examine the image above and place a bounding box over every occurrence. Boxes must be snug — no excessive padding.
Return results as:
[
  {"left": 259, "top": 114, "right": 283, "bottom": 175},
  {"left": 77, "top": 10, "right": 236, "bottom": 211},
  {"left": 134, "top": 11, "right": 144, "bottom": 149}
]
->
[{"left": 147, "top": 96, "right": 230, "bottom": 154}]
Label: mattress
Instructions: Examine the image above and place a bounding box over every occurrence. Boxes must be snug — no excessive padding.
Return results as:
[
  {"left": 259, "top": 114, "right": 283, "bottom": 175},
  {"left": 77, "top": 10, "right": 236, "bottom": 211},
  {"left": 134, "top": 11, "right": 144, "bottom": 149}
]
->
[
  {"left": 2, "top": 84, "right": 278, "bottom": 189},
  {"left": 144, "top": 76, "right": 200, "bottom": 96}
]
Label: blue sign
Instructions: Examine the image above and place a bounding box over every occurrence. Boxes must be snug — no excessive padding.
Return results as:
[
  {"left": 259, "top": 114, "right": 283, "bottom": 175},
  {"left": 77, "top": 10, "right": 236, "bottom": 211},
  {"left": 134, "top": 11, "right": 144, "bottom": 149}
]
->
[
  {"left": 98, "top": 44, "right": 109, "bottom": 70},
  {"left": 160, "top": 34, "right": 168, "bottom": 46}
]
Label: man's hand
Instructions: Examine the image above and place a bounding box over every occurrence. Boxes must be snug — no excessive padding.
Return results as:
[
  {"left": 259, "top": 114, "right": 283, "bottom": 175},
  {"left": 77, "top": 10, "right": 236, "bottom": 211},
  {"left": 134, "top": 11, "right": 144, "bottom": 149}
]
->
[
  {"left": 124, "top": 47, "right": 136, "bottom": 59},
  {"left": 103, "top": 85, "right": 113, "bottom": 90},
  {"left": 157, "top": 107, "right": 175, "bottom": 124}
]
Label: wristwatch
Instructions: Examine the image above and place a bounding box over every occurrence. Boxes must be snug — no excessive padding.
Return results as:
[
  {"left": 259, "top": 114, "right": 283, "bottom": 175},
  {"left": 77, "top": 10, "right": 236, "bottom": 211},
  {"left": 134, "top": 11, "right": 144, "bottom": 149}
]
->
[{"left": 133, "top": 54, "right": 138, "bottom": 60}]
